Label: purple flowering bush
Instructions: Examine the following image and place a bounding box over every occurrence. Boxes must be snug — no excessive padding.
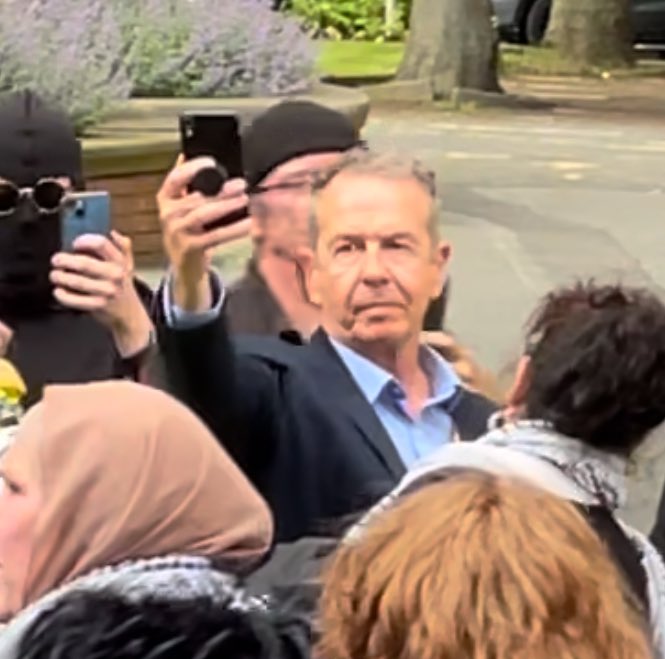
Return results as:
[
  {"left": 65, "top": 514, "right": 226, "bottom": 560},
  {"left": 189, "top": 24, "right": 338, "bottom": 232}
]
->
[
  {"left": 0, "top": 0, "right": 130, "bottom": 133},
  {"left": 0, "top": 0, "right": 316, "bottom": 132},
  {"left": 121, "top": 0, "right": 317, "bottom": 98}
]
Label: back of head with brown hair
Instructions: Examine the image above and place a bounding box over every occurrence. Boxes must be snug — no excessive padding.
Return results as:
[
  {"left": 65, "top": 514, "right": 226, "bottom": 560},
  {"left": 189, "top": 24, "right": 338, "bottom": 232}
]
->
[
  {"left": 522, "top": 280, "right": 665, "bottom": 453},
  {"left": 319, "top": 472, "right": 652, "bottom": 659}
]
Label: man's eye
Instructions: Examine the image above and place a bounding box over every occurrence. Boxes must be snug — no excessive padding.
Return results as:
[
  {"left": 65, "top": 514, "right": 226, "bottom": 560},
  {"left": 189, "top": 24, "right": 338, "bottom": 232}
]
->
[
  {"left": 386, "top": 241, "right": 409, "bottom": 250},
  {"left": 0, "top": 476, "right": 20, "bottom": 495},
  {"left": 335, "top": 243, "right": 354, "bottom": 255}
]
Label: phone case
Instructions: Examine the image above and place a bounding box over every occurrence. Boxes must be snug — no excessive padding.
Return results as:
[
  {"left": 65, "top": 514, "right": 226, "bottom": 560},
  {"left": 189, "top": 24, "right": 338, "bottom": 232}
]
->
[{"left": 61, "top": 192, "right": 111, "bottom": 250}]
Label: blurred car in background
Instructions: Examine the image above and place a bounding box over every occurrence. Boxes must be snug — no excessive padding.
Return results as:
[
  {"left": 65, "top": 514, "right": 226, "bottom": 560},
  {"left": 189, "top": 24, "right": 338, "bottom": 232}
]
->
[{"left": 492, "top": 0, "right": 665, "bottom": 48}]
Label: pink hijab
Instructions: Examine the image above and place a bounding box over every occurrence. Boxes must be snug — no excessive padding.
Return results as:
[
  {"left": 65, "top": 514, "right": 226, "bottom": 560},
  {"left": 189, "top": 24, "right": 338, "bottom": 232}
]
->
[{"left": 1, "top": 380, "right": 273, "bottom": 610}]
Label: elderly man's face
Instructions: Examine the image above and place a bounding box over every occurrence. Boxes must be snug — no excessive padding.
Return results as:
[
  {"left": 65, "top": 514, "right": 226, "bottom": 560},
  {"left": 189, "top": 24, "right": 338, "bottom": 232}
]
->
[
  {"left": 250, "top": 152, "right": 342, "bottom": 257},
  {"left": 308, "top": 172, "right": 450, "bottom": 349}
]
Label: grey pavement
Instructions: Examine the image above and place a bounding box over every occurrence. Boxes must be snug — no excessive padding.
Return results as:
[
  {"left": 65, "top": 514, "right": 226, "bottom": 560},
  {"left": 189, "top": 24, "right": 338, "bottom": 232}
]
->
[{"left": 140, "top": 108, "right": 665, "bottom": 532}]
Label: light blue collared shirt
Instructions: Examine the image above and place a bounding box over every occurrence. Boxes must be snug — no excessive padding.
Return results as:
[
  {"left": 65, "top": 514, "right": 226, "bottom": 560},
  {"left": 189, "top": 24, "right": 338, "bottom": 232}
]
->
[
  {"left": 163, "top": 271, "right": 460, "bottom": 468},
  {"left": 330, "top": 338, "right": 460, "bottom": 468}
]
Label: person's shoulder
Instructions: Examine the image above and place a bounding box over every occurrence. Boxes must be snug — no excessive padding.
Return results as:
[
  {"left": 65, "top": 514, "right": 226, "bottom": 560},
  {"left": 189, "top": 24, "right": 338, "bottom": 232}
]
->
[
  {"left": 226, "top": 268, "right": 268, "bottom": 300},
  {"left": 449, "top": 387, "right": 501, "bottom": 441},
  {"left": 246, "top": 536, "right": 339, "bottom": 630},
  {"left": 234, "top": 331, "right": 311, "bottom": 367},
  {"left": 455, "top": 386, "right": 500, "bottom": 413}
]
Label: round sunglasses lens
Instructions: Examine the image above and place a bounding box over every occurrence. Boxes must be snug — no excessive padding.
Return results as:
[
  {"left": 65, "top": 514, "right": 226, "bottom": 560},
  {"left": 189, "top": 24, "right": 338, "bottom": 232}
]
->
[
  {"left": 33, "top": 180, "right": 65, "bottom": 212},
  {"left": 0, "top": 183, "right": 18, "bottom": 214}
]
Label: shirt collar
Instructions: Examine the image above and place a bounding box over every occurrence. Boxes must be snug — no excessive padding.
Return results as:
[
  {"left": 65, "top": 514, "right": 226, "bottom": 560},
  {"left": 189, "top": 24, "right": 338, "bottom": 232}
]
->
[{"left": 330, "top": 338, "right": 460, "bottom": 406}]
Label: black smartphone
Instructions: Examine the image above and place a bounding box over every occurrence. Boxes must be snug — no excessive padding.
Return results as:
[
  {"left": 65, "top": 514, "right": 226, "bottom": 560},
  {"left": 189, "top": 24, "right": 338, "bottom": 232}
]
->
[
  {"left": 180, "top": 111, "right": 243, "bottom": 175},
  {"left": 179, "top": 111, "right": 247, "bottom": 229}
]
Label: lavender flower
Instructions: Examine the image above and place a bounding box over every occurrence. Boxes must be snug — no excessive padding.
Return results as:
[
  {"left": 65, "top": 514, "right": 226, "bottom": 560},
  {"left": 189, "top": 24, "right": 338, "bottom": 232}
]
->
[
  {"left": 0, "top": 0, "right": 317, "bottom": 133},
  {"left": 126, "top": 0, "right": 317, "bottom": 98},
  {"left": 114, "top": 0, "right": 193, "bottom": 97},
  {"left": 0, "top": 0, "right": 130, "bottom": 134}
]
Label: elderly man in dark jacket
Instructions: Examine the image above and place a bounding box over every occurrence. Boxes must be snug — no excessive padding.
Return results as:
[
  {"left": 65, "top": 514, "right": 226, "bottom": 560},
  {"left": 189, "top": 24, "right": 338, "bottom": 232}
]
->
[{"left": 154, "top": 147, "right": 498, "bottom": 543}]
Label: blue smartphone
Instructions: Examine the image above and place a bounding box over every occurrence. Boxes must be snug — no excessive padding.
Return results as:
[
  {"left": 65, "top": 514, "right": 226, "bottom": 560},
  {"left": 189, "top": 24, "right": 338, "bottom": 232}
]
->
[{"left": 61, "top": 191, "right": 111, "bottom": 251}]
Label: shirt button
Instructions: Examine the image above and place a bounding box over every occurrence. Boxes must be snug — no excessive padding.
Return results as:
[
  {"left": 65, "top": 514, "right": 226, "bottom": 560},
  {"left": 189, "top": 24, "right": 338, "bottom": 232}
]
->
[{"left": 388, "top": 382, "right": 405, "bottom": 399}]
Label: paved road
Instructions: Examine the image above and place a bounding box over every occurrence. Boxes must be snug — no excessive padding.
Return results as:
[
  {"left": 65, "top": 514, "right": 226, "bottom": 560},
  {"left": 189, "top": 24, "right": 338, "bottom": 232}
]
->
[{"left": 365, "top": 109, "right": 665, "bottom": 531}]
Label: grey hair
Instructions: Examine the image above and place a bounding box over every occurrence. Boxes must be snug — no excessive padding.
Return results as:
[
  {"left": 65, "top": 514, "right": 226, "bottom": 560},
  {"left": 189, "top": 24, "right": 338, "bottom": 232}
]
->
[{"left": 308, "top": 148, "right": 440, "bottom": 248}]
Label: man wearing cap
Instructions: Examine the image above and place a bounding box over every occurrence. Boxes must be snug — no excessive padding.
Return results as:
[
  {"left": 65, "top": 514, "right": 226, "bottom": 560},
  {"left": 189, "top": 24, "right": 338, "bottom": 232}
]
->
[
  {"left": 226, "top": 101, "right": 450, "bottom": 337},
  {"left": 0, "top": 90, "right": 155, "bottom": 406}
]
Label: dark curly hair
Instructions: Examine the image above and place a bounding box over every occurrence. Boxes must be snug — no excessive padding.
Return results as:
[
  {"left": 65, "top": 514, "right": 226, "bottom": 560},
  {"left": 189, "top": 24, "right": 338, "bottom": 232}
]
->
[
  {"left": 19, "top": 590, "right": 309, "bottom": 659},
  {"left": 524, "top": 281, "right": 665, "bottom": 453}
]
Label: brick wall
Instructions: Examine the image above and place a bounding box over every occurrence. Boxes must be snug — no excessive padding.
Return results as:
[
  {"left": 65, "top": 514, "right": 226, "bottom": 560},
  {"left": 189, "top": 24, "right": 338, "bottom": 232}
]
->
[{"left": 87, "top": 171, "right": 167, "bottom": 267}]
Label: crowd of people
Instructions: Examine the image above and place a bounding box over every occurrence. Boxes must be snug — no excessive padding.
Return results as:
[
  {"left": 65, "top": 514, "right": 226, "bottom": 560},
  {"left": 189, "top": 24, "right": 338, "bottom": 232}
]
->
[{"left": 0, "top": 87, "right": 664, "bottom": 657}]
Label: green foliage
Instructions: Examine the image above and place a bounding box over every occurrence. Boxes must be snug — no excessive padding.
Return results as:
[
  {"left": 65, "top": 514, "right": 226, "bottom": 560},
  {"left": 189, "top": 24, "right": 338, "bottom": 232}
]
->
[
  {"left": 286, "top": 0, "right": 410, "bottom": 41},
  {"left": 318, "top": 40, "right": 403, "bottom": 77},
  {"left": 401, "top": 0, "right": 413, "bottom": 27}
]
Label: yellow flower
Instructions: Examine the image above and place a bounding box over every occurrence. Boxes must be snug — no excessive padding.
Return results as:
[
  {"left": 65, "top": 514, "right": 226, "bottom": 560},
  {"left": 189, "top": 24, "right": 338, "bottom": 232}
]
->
[{"left": 0, "top": 359, "right": 26, "bottom": 404}]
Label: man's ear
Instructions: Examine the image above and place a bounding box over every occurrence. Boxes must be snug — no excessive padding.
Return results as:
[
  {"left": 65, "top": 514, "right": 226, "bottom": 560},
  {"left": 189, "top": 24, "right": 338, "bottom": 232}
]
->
[
  {"left": 505, "top": 355, "right": 532, "bottom": 415},
  {"left": 295, "top": 246, "right": 321, "bottom": 306},
  {"left": 249, "top": 213, "right": 265, "bottom": 244},
  {"left": 430, "top": 240, "right": 451, "bottom": 299}
]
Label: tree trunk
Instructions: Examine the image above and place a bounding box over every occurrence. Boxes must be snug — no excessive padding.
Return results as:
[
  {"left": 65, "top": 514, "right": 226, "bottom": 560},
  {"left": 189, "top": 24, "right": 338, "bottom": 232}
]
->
[
  {"left": 546, "top": 0, "right": 634, "bottom": 68},
  {"left": 397, "top": 0, "right": 501, "bottom": 99}
]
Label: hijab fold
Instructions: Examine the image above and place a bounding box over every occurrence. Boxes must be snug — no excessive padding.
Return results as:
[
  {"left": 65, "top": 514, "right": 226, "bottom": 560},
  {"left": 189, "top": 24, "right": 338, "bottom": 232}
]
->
[{"left": 1, "top": 380, "right": 273, "bottom": 611}]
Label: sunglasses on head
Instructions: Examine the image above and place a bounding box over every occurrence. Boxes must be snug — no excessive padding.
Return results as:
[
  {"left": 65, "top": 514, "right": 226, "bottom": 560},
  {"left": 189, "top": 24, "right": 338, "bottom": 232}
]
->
[{"left": 0, "top": 178, "right": 68, "bottom": 217}]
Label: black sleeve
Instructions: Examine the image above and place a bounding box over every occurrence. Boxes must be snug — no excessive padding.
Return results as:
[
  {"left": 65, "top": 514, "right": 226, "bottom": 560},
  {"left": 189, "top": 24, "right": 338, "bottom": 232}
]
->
[
  {"left": 133, "top": 277, "right": 156, "bottom": 311},
  {"left": 153, "top": 281, "right": 278, "bottom": 479},
  {"left": 113, "top": 278, "right": 157, "bottom": 382},
  {"left": 246, "top": 537, "right": 338, "bottom": 638},
  {"left": 449, "top": 388, "right": 499, "bottom": 441}
]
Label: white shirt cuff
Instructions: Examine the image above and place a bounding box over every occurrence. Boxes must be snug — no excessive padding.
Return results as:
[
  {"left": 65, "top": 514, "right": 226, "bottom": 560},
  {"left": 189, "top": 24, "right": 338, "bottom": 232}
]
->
[{"left": 162, "top": 270, "right": 225, "bottom": 329}]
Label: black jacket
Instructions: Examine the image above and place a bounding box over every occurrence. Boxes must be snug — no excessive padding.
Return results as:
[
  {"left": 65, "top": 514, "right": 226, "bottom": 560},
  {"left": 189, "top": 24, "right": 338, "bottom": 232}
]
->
[
  {"left": 5, "top": 279, "right": 155, "bottom": 408},
  {"left": 156, "top": 301, "right": 498, "bottom": 543}
]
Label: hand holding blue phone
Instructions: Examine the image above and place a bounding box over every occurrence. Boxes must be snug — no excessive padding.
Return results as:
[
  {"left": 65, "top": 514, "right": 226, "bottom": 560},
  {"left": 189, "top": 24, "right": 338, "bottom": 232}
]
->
[
  {"left": 61, "top": 191, "right": 111, "bottom": 251},
  {"left": 50, "top": 230, "right": 154, "bottom": 357}
]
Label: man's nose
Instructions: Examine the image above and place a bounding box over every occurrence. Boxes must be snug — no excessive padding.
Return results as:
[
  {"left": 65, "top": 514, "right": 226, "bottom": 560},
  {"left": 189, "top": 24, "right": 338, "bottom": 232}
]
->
[{"left": 359, "top": 243, "right": 390, "bottom": 285}]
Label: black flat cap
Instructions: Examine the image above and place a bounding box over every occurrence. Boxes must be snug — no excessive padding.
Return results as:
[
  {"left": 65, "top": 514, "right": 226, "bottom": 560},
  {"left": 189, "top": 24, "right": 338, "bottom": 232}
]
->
[{"left": 242, "top": 100, "right": 360, "bottom": 188}]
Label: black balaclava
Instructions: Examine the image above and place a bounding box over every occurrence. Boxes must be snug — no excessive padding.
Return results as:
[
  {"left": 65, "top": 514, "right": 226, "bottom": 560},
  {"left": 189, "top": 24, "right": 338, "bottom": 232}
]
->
[{"left": 0, "top": 90, "right": 84, "bottom": 316}]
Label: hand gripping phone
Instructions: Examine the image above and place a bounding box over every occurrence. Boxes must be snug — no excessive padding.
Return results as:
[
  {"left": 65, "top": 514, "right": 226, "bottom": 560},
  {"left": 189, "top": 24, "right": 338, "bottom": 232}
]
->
[
  {"left": 179, "top": 111, "right": 248, "bottom": 229},
  {"left": 61, "top": 191, "right": 111, "bottom": 251}
]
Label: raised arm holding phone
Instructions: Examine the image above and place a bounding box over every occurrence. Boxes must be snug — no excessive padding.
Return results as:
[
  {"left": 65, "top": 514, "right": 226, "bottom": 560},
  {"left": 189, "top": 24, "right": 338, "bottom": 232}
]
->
[{"left": 158, "top": 156, "right": 250, "bottom": 312}]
